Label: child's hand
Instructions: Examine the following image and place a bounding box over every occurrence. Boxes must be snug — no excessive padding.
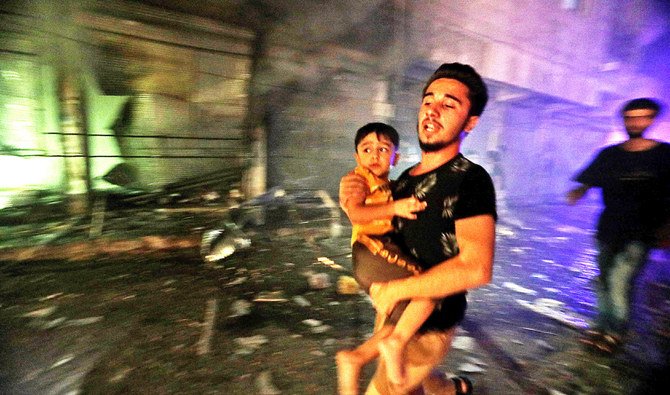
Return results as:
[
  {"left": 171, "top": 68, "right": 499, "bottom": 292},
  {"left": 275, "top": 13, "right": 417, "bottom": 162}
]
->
[
  {"left": 339, "top": 173, "right": 367, "bottom": 210},
  {"left": 393, "top": 196, "right": 427, "bottom": 219}
]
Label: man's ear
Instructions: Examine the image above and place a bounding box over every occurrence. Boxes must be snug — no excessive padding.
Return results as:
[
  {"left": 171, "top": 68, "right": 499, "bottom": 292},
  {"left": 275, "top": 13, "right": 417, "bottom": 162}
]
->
[
  {"left": 463, "top": 115, "right": 480, "bottom": 134},
  {"left": 354, "top": 152, "right": 362, "bottom": 167}
]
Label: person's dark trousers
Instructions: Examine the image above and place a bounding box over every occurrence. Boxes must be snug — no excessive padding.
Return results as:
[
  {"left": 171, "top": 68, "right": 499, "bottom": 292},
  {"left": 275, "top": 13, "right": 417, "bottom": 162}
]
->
[{"left": 594, "top": 240, "right": 650, "bottom": 337}]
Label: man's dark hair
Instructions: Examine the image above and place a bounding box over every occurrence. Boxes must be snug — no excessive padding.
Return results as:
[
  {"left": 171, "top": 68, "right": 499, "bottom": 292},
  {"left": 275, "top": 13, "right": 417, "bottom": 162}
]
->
[
  {"left": 620, "top": 97, "right": 662, "bottom": 117},
  {"left": 422, "top": 62, "right": 488, "bottom": 117},
  {"left": 354, "top": 122, "right": 399, "bottom": 151}
]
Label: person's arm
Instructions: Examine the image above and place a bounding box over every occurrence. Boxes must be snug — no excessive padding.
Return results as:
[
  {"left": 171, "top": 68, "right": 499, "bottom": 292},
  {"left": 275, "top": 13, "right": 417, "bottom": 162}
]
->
[
  {"left": 338, "top": 173, "right": 426, "bottom": 223},
  {"left": 339, "top": 173, "right": 367, "bottom": 215},
  {"left": 369, "top": 214, "right": 495, "bottom": 316},
  {"left": 566, "top": 184, "right": 591, "bottom": 205},
  {"left": 345, "top": 196, "right": 426, "bottom": 223}
]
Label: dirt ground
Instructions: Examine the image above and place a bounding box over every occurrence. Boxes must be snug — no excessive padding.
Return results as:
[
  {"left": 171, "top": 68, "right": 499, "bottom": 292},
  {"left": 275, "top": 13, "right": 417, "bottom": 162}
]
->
[{"left": 1, "top": 195, "right": 668, "bottom": 394}]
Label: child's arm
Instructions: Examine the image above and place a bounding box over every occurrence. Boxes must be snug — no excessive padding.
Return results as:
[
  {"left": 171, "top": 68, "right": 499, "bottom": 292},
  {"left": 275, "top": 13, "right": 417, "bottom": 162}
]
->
[{"left": 343, "top": 195, "right": 426, "bottom": 224}]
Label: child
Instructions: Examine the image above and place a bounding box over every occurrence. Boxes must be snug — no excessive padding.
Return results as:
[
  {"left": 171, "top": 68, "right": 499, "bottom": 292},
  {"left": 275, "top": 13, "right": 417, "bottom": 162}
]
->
[{"left": 336, "top": 122, "right": 434, "bottom": 394}]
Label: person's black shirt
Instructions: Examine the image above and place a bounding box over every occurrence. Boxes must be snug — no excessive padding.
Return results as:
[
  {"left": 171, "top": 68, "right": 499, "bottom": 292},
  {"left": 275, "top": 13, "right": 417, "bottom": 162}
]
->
[
  {"left": 575, "top": 142, "right": 670, "bottom": 244},
  {"left": 391, "top": 154, "right": 497, "bottom": 331}
]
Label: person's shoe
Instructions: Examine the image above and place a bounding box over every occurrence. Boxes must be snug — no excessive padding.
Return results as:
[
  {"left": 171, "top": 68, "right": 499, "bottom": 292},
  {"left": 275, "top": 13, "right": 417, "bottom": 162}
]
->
[
  {"left": 579, "top": 329, "right": 604, "bottom": 349},
  {"left": 591, "top": 333, "right": 623, "bottom": 355},
  {"left": 602, "top": 333, "right": 623, "bottom": 352}
]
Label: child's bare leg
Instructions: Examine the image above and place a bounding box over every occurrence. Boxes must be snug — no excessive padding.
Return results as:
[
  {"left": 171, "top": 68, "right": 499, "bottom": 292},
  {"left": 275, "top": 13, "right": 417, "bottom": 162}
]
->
[
  {"left": 336, "top": 325, "right": 393, "bottom": 395},
  {"left": 379, "top": 298, "right": 435, "bottom": 386}
]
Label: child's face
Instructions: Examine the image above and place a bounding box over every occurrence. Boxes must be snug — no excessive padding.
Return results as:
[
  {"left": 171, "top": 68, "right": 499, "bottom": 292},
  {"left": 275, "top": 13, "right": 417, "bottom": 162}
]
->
[{"left": 355, "top": 132, "right": 398, "bottom": 178}]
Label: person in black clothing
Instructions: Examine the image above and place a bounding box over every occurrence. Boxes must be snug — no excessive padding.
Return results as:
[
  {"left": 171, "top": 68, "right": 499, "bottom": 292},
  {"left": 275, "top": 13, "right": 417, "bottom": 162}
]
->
[
  {"left": 567, "top": 97, "right": 670, "bottom": 354},
  {"left": 340, "top": 62, "right": 496, "bottom": 395}
]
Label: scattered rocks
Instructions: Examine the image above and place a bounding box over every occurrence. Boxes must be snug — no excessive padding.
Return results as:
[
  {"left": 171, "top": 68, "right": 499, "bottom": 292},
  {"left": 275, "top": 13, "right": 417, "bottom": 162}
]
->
[
  {"left": 255, "top": 370, "right": 281, "bottom": 395},
  {"left": 229, "top": 299, "right": 252, "bottom": 317},
  {"left": 336, "top": 275, "right": 360, "bottom": 295},
  {"left": 22, "top": 306, "right": 57, "bottom": 318},
  {"left": 292, "top": 295, "right": 311, "bottom": 307},
  {"left": 307, "top": 273, "right": 331, "bottom": 289}
]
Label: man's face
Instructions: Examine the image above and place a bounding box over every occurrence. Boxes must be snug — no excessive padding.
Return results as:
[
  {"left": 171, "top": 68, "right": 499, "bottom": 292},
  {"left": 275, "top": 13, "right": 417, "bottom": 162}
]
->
[
  {"left": 418, "top": 78, "right": 479, "bottom": 152},
  {"left": 355, "top": 132, "right": 397, "bottom": 178},
  {"left": 623, "top": 108, "right": 656, "bottom": 138}
]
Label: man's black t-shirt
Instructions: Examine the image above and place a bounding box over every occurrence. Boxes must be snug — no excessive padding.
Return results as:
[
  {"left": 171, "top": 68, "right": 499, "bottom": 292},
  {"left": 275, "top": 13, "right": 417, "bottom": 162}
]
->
[
  {"left": 390, "top": 154, "right": 497, "bottom": 332},
  {"left": 575, "top": 142, "right": 670, "bottom": 244}
]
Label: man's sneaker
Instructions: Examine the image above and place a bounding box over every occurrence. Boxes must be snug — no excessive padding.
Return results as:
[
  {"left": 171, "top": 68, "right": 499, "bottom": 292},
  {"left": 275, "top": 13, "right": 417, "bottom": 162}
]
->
[
  {"left": 593, "top": 333, "right": 623, "bottom": 355},
  {"left": 579, "top": 329, "right": 604, "bottom": 348}
]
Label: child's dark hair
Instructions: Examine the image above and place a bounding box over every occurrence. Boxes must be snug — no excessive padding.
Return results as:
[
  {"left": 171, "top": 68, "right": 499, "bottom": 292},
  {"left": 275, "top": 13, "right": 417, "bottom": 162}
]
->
[{"left": 354, "top": 122, "right": 399, "bottom": 151}]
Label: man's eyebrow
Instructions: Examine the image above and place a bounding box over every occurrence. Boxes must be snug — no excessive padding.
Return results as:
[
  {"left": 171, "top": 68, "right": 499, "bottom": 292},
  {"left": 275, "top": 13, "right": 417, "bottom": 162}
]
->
[
  {"left": 422, "top": 91, "right": 462, "bottom": 104},
  {"left": 445, "top": 94, "right": 462, "bottom": 104}
]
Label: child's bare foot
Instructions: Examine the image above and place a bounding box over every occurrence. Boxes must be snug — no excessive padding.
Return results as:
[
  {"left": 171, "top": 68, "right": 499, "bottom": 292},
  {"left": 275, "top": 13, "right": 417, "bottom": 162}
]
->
[
  {"left": 336, "top": 349, "right": 364, "bottom": 395},
  {"left": 379, "top": 335, "right": 406, "bottom": 385}
]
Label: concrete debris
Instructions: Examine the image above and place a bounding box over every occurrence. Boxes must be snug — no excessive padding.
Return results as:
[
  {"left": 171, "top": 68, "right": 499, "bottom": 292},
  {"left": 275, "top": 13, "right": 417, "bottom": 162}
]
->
[
  {"left": 229, "top": 299, "right": 252, "bottom": 317},
  {"left": 50, "top": 354, "right": 74, "bottom": 369},
  {"left": 336, "top": 276, "right": 360, "bottom": 295},
  {"left": 329, "top": 222, "right": 343, "bottom": 238},
  {"left": 516, "top": 298, "right": 588, "bottom": 329},
  {"left": 502, "top": 282, "right": 537, "bottom": 295},
  {"left": 310, "top": 325, "right": 332, "bottom": 334},
  {"left": 535, "top": 339, "right": 555, "bottom": 351},
  {"left": 292, "top": 295, "right": 311, "bottom": 307},
  {"left": 255, "top": 370, "right": 281, "bottom": 395},
  {"left": 302, "top": 319, "right": 322, "bottom": 327},
  {"left": 63, "top": 316, "right": 103, "bottom": 327},
  {"left": 225, "top": 277, "right": 248, "bottom": 286},
  {"left": 41, "top": 317, "right": 68, "bottom": 329},
  {"left": 317, "top": 256, "right": 345, "bottom": 271},
  {"left": 307, "top": 273, "right": 331, "bottom": 289},
  {"left": 200, "top": 223, "right": 251, "bottom": 264},
  {"left": 520, "top": 327, "right": 557, "bottom": 336},
  {"left": 109, "top": 367, "right": 134, "bottom": 383},
  {"left": 23, "top": 306, "right": 56, "bottom": 318},
  {"left": 457, "top": 362, "right": 486, "bottom": 374},
  {"left": 234, "top": 335, "right": 269, "bottom": 349},
  {"left": 254, "top": 291, "right": 288, "bottom": 302},
  {"left": 39, "top": 292, "right": 64, "bottom": 301},
  {"left": 496, "top": 225, "right": 516, "bottom": 237},
  {"left": 451, "top": 336, "right": 475, "bottom": 351},
  {"left": 465, "top": 356, "right": 488, "bottom": 367},
  {"left": 323, "top": 338, "right": 336, "bottom": 347}
]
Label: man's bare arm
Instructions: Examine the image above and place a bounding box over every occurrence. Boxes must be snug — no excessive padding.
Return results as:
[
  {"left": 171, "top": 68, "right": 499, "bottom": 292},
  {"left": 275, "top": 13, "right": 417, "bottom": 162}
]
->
[
  {"left": 566, "top": 184, "right": 591, "bottom": 205},
  {"left": 370, "top": 214, "right": 495, "bottom": 316},
  {"left": 338, "top": 173, "right": 427, "bottom": 223},
  {"left": 346, "top": 196, "right": 427, "bottom": 223}
]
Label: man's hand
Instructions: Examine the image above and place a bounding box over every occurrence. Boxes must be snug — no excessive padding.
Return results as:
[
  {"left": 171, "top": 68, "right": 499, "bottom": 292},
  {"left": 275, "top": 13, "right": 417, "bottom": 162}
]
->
[
  {"left": 393, "top": 196, "right": 427, "bottom": 219},
  {"left": 369, "top": 282, "right": 400, "bottom": 317},
  {"left": 339, "top": 173, "right": 367, "bottom": 211},
  {"left": 566, "top": 185, "right": 590, "bottom": 205}
]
